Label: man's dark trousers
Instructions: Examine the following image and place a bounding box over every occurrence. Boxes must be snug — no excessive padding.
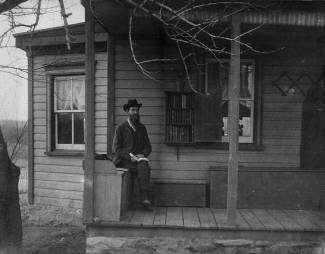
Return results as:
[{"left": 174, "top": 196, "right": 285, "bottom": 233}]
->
[{"left": 118, "top": 160, "right": 151, "bottom": 201}]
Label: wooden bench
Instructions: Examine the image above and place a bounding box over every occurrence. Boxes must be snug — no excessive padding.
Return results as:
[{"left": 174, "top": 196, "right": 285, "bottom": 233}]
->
[{"left": 153, "top": 179, "right": 207, "bottom": 207}]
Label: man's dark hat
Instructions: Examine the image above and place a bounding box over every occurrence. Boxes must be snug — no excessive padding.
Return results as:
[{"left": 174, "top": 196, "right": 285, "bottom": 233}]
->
[{"left": 123, "top": 99, "right": 142, "bottom": 111}]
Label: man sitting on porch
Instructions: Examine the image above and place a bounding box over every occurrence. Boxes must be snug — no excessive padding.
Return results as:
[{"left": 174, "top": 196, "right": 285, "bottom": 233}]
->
[{"left": 112, "top": 99, "right": 152, "bottom": 211}]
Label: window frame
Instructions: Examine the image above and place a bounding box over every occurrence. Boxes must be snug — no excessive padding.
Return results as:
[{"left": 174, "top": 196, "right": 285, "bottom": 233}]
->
[
  {"left": 194, "top": 57, "right": 263, "bottom": 150},
  {"left": 53, "top": 75, "right": 85, "bottom": 150},
  {"left": 204, "top": 58, "right": 255, "bottom": 143},
  {"left": 45, "top": 66, "right": 85, "bottom": 156}
]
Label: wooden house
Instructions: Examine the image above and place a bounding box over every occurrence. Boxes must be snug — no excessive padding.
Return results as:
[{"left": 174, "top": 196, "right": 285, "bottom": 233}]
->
[{"left": 15, "top": 0, "right": 325, "bottom": 241}]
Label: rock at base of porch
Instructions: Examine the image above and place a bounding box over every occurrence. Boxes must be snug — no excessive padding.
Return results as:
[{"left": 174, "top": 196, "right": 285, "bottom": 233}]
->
[{"left": 86, "top": 236, "right": 325, "bottom": 254}]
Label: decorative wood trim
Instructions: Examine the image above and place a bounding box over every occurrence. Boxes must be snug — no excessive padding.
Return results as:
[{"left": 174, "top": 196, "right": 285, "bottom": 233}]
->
[
  {"left": 226, "top": 14, "right": 241, "bottom": 225},
  {"left": 28, "top": 42, "right": 107, "bottom": 56},
  {"left": 44, "top": 61, "right": 85, "bottom": 71},
  {"left": 27, "top": 52, "right": 34, "bottom": 204},
  {"left": 107, "top": 34, "right": 115, "bottom": 154},
  {"left": 254, "top": 57, "right": 264, "bottom": 148},
  {"left": 209, "top": 166, "right": 325, "bottom": 172},
  {"left": 46, "top": 75, "right": 52, "bottom": 153},
  {"left": 193, "top": 143, "right": 264, "bottom": 151},
  {"left": 44, "top": 150, "right": 84, "bottom": 157},
  {"left": 83, "top": 3, "right": 96, "bottom": 224}
]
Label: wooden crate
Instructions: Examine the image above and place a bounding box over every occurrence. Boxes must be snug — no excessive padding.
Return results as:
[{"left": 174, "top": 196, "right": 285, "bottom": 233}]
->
[{"left": 94, "top": 160, "right": 130, "bottom": 221}]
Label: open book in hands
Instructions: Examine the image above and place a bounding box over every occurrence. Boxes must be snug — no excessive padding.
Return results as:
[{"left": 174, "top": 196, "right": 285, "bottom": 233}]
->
[{"left": 129, "top": 153, "right": 149, "bottom": 162}]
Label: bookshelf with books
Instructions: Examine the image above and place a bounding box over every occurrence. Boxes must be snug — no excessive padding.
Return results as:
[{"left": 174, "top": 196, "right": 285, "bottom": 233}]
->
[{"left": 165, "top": 92, "right": 194, "bottom": 144}]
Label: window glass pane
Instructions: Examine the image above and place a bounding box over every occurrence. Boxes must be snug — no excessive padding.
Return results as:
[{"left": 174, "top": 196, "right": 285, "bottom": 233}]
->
[
  {"left": 219, "top": 64, "right": 229, "bottom": 99},
  {"left": 57, "top": 113, "right": 72, "bottom": 144},
  {"left": 207, "top": 63, "right": 219, "bottom": 95},
  {"left": 239, "top": 100, "right": 253, "bottom": 137},
  {"left": 203, "top": 60, "right": 255, "bottom": 143},
  {"left": 221, "top": 100, "right": 253, "bottom": 138},
  {"left": 208, "top": 62, "right": 254, "bottom": 99},
  {"left": 55, "top": 78, "right": 72, "bottom": 110},
  {"left": 206, "top": 62, "right": 228, "bottom": 98},
  {"left": 222, "top": 101, "right": 229, "bottom": 136},
  {"left": 72, "top": 78, "right": 85, "bottom": 110},
  {"left": 240, "top": 64, "right": 254, "bottom": 99},
  {"left": 74, "top": 113, "right": 85, "bottom": 144}
]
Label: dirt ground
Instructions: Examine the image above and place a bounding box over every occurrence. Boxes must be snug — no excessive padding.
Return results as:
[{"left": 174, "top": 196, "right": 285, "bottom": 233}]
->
[
  {"left": 23, "top": 226, "right": 85, "bottom": 254},
  {"left": 20, "top": 194, "right": 86, "bottom": 254}
]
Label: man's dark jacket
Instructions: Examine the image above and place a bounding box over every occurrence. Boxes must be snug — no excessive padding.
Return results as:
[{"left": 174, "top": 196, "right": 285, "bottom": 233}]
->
[{"left": 112, "top": 121, "right": 152, "bottom": 165}]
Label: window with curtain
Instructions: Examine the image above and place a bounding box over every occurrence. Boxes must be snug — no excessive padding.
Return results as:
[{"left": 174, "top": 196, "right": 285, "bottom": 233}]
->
[
  {"left": 195, "top": 59, "right": 255, "bottom": 143},
  {"left": 53, "top": 75, "right": 85, "bottom": 150}
]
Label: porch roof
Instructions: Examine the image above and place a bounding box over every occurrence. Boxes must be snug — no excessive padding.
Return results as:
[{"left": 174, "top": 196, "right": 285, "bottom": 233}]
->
[
  {"left": 14, "top": 22, "right": 106, "bottom": 51},
  {"left": 83, "top": 0, "right": 325, "bottom": 35}
]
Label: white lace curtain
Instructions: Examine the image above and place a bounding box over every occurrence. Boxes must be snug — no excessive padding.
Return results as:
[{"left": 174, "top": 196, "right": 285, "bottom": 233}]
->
[{"left": 55, "top": 76, "right": 85, "bottom": 111}]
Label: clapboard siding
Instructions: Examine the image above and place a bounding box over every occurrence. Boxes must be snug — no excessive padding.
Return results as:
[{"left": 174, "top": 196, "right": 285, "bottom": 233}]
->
[
  {"left": 29, "top": 27, "right": 323, "bottom": 208},
  {"left": 114, "top": 34, "right": 321, "bottom": 182},
  {"left": 34, "top": 197, "right": 82, "bottom": 208},
  {"left": 35, "top": 180, "right": 84, "bottom": 192},
  {"left": 34, "top": 164, "right": 83, "bottom": 174},
  {"left": 32, "top": 50, "right": 107, "bottom": 208}
]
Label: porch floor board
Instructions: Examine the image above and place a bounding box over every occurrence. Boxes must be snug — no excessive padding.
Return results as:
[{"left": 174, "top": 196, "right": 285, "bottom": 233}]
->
[
  {"left": 88, "top": 208, "right": 325, "bottom": 241},
  {"left": 110, "top": 207, "right": 325, "bottom": 231}
]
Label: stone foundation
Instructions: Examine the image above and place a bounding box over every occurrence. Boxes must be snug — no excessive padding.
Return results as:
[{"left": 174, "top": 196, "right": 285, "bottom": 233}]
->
[{"left": 87, "top": 237, "right": 325, "bottom": 254}]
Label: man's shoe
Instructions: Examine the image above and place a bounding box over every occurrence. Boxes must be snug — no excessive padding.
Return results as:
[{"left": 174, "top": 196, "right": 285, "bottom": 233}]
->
[{"left": 141, "top": 199, "right": 153, "bottom": 211}]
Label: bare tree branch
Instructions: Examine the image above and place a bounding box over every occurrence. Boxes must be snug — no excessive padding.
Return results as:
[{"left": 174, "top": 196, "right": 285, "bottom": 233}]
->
[
  {"left": 0, "top": 0, "right": 28, "bottom": 14},
  {"left": 118, "top": 0, "right": 281, "bottom": 94},
  {"left": 58, "top": 0, "right": 73, "bottom": 50}
]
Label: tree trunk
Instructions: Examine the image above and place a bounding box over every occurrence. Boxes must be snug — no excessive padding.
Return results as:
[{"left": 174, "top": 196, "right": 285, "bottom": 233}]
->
[{"left": 0, "top": 127, "right": 22, "bottom": 253}]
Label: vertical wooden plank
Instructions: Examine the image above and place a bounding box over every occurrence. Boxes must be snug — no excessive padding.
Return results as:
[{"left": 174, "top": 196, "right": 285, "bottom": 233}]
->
[
  {"left": 299, "top": 210, "right": 325, "bottom": 231},
  {"left": 27, "top": 52, "right": 34, "bottom": 204},
  {"left": 236, "top": 211, "right": 251, "bottom": 229},
  {"left": 254, "top": 59, "right": 264, "bottom": 147},
  {"left": 130, "top": 209, "right": 155, "bottom": 226},
  {"left": 197, "top": 208, "right": 217, "bottom": 228},
  {"left": 267, "top": 210, "right": 303, "bottom": 231},
  {"left": 240, "top": 209, "right": 265, "bottom": 230},
  {"left": 310, "top": 210, "right": 325, "bottom": 222},
  {"left": 166, "top": 207, "right": 183, "bottom": 227},
  {"left": 183, "top": 208, "right": 200, "bottom": 228},
  {"left": 252, "top": 209, "right": 284, "bottom": 230},
  {"left": 283, "top": 210, "right": 320, "bottom": 231},
  {"left": 227, "top": 14, "right": 241, "bottom": 225},
  {"left": 153, "top": 207, "right": 167, "bottom": 225},
  {"left": 212, "top": 209, "right": 234, "bottom": 229},
  {"left": 107, "top": 34, "right": 115, "bottom": 153},
  {"left": 83, "top": 2, "right": 96, "bottom": 223}
]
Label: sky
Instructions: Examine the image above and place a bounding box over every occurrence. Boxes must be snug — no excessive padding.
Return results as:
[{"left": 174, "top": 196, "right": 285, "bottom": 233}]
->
[{"left": 0, "top": 0, "right": 84, "bottom": 120}]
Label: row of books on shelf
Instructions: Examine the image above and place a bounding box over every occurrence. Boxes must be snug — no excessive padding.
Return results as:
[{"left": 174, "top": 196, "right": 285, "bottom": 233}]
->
[
  {"left": 165, "top": 125, "right": 193, "bottom": 143},
  {"left": 167, "top": 93, "right": 193, "bottom": 109},
  {"left": 166, "top": 108, "right": 194, "bottom": 124}
]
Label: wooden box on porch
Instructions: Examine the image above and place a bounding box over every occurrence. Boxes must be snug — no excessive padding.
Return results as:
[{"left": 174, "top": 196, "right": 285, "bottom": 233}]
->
[{"left": 94, "top": 160, "right": 130, "bottom": 221}]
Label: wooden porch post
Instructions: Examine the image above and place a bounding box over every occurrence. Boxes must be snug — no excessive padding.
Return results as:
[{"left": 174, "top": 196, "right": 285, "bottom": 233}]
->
[
  {"left": 83, "top": 3, "right": 95, "bottom": 223},
  {"left": 226, "top": 14, "right": 241, "bottom": 225},
  {"left": 27, "top": 52, "right": 34, "bottom": 204}
]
